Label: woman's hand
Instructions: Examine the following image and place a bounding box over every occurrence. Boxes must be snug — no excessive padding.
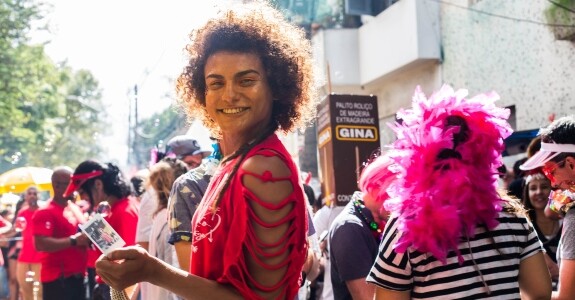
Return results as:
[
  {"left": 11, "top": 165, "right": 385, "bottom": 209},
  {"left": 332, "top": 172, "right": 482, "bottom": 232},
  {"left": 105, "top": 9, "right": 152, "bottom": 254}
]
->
[{"left": 96, "top": 245, "right": 158, "bottom": 290}]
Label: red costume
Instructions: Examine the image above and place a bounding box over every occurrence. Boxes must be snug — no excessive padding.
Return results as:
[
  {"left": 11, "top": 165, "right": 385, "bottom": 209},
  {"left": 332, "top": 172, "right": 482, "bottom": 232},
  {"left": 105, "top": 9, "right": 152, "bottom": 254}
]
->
[{"left": 190, "top": 134, "right": 308, "bottom": 300}]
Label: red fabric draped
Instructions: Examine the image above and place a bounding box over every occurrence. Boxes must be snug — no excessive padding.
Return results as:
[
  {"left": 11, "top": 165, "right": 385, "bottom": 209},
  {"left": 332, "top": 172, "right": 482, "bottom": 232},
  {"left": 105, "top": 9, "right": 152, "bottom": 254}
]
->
[{"left": 189, "top": 134, "right": 308, "bottom": 300}]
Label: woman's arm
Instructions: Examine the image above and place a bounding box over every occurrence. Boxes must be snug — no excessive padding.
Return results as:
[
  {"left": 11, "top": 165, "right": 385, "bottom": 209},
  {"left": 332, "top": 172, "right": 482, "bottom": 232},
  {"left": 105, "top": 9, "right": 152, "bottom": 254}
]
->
[
  {"left": 239, "top": 154, "right": 305, "bottom": 299},
  {"left": 519, "top": 252, "right": 552, "bottom": 300},
  {"left": 96, "top": 247, "right": 243, "bottom": 300},
  {"left": 174, "top": 241, "right": 192, "bottom": 271},
  {"left": 374, "top": 286, "right": 410, "bottom": 300},
  {"left": 346, "top": 278, "right": 374, "bottom": 300},
  {"left": 97, "top": 153, "right": 305, "bottom": 300}
]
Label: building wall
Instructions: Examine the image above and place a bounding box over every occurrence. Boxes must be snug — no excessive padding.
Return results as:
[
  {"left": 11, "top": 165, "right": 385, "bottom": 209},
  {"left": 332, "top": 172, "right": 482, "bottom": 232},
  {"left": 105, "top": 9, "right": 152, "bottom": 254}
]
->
[
  {"left": 312, "top": 0, "right": 444, "bottom": 146},
  {"left": 311, "top": 0, "right": 574, "bottom": 156},
  {"left": 325, "top": 60, "right": 442, "bottom": 145},
  {"left": 368, "top": 60, "right": 443, "bottom": 145},
  {"left": 441, "top": 0, "right": 575, "bottom": 132}
]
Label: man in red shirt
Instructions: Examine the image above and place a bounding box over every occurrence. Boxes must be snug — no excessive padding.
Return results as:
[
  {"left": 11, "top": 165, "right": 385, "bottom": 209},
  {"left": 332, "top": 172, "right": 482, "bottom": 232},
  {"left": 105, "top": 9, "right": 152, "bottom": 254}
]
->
[
  {"left": 32, "top": 167, "right": 90, "bottom": 300},
  {"left": 15, "top": 186, "right": 42, "bottom": 300}
]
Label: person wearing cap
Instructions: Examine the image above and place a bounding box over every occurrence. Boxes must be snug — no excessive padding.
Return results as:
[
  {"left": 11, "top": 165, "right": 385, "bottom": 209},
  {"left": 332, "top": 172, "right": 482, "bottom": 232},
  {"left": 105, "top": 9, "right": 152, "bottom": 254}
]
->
[
  {"left": 32, "top": 167, "right": 90, "bottom": 300},
  {"left": 520, "top": 115, "right": 575, "bottom": 300},
  {"left": 166, "top": 135, "right": 211, "bottom": 170},
  {"left": 63, "top": 160, "right": 139, "bottom": 299},
  {"left": 164, "top": 136, "right": 214, "bottom": 272}
]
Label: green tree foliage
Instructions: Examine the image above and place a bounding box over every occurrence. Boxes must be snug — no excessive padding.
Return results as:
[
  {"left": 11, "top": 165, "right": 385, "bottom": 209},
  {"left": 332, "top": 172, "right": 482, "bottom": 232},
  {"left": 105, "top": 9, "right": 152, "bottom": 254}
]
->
[
  {"left": 0, "top": 0, "right": 44, "bottom": 158},
  {"left": 0, "top": 0, "right": 107, "bottom": 173},
  {"left": 131, "top": 107, "right": 187, "bottom": 169},
  {"left": 34, "top": 66, "right": 108, "bottom": 168}
]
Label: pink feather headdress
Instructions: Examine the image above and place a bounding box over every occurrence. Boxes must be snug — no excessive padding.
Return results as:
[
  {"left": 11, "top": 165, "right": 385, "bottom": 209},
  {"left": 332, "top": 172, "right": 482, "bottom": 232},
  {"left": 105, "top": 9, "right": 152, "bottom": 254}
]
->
[{"left": 384, "top": 85, "right": 513, "bottom": 264}]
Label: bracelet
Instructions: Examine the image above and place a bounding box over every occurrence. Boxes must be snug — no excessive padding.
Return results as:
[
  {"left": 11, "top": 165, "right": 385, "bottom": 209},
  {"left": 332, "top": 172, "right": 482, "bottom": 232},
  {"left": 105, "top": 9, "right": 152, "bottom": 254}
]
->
[{"left": 69, "top": 236, "right": 77, "bottom": 246}]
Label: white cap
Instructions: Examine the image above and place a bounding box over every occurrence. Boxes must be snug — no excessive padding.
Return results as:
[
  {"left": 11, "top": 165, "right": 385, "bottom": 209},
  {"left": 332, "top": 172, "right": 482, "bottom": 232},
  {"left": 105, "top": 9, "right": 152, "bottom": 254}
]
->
[{"left": 520, "top": 142, "right": 575, "bottom": 170}]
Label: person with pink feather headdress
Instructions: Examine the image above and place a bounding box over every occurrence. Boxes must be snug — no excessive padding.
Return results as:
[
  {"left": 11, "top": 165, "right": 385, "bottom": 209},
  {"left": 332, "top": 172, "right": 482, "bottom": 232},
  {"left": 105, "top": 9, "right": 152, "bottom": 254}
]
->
[
  {"left": 328, "top": 151, "right": 397, "bottom": 300},
  {"left": 366, "top": 85, "right": 552, "bottom": 299}
]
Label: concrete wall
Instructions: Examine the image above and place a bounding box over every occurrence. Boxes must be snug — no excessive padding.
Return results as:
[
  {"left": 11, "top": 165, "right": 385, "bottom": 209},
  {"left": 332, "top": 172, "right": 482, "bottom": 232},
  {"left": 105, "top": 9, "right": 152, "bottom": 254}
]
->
[
  {"left": 325, "top": 60, "right": 442, "bottom": 146},
  {"left": 441, "top": 0, "right": 575, "bottom": 132},
  {"left": 313, "top": 0, "right": 574, "bottom": 149},
  {"left": 313, "top": 29, "right": 361, "bottom": 87},
  {"left": 358, "top": 0, "right": 441, "bottom": 85},
  {"left": 369, "top": 60, "right": 443, "bottom": 145}
]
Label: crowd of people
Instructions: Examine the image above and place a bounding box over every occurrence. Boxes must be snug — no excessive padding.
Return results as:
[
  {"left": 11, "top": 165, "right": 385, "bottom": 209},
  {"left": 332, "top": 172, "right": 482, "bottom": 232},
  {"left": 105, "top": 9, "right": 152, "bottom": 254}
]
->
[{"left": 0, "top": 1, "right": 574, "bottom": 300}]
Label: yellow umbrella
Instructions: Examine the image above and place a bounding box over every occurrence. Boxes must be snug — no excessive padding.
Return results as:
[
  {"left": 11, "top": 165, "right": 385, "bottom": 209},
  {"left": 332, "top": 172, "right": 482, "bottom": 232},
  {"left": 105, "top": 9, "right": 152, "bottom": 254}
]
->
[{"left": 0, "top": 167, "right": 53, "bottom": 194}]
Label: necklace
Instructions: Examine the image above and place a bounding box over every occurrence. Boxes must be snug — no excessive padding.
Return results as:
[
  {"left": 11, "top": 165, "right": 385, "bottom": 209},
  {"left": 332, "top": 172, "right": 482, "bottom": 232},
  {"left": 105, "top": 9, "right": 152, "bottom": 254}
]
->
[{"left": 352, "top": 193, "right": 383, "bottom": 240}]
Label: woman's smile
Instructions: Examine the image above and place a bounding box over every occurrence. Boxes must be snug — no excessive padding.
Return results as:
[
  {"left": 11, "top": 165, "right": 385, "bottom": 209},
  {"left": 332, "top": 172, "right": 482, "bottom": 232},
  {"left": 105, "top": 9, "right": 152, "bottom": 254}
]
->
[
  {"left": 531, "top": 196, "right": 547, "bottom": 207},
  {"left": 218, "top": 107, "right": 249, "bottom": 115}
]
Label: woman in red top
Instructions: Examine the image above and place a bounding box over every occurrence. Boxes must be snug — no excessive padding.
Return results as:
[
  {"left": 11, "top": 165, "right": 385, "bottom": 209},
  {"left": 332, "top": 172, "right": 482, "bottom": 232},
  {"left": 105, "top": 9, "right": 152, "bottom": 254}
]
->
[
  {"left": 96, "top": 2, "right": 317, "bottom": 299},
  {"left": 63, "top": 160, "right": 139, "bottom": 299}
]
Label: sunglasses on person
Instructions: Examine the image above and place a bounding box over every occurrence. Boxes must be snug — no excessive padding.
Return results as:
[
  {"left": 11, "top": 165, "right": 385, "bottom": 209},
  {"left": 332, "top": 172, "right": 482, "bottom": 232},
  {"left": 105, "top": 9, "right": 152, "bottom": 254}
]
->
[{"left": 542, "top": 159, "right": 566, "bottom": 186}]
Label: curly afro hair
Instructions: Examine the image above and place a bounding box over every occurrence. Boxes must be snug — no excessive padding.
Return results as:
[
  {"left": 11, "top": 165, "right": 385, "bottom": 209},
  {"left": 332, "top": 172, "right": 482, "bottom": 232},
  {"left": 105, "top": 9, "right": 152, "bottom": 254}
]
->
[{"left": 176, "top": 1, "right": 319, "bottom": 138}]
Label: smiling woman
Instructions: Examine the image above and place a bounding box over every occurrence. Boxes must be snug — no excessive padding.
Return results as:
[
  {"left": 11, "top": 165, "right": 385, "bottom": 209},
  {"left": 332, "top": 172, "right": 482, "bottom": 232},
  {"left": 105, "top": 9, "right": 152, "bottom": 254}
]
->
[
  {"left": 176, "top": 2, "right": 317, "bottom": 139},
  {"left": 522, "top": 170, "right": 561, "bottom": 282},
  {"left": 95, "top": 2, "right": 318, "bottom": 300},
  {"left": 203, "top": 51, "right": 274, "bottom": 142}
]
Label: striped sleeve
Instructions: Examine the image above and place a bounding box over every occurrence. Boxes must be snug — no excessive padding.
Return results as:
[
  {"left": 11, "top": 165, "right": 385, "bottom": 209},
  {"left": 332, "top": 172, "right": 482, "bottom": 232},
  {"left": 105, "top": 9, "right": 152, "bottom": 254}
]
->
[
  {"left": 367, "top": 218, "right": 413, "bottom": 291},
  {"left": 520, "top": 216, "right": 544, "bottom": 260}
]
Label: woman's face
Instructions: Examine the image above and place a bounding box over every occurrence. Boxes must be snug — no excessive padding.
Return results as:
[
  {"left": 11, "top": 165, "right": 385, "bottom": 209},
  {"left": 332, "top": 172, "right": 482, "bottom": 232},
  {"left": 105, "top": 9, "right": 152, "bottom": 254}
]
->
[
  {"left": 528, "top": 177, "right": 552, "bottom": 211},
  {"left": 204, "top": 51, "right": 273, "bottom": 140},
  {"left": 80, "top": 179, "right": 106, "bottom": 207}
]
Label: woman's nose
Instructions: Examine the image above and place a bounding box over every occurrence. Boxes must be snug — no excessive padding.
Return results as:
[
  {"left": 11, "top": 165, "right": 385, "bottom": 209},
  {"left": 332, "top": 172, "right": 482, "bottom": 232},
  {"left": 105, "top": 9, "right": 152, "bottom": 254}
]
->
[{"left": 222, "top": 83, "right": 239, "bottom": 102}]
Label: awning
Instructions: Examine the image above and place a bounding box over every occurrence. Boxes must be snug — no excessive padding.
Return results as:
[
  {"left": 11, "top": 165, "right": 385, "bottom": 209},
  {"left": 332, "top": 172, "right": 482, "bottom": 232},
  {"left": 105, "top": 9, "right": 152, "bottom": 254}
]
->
[{"left": 503, "top": 129, "right": 539, "bottom": 157}]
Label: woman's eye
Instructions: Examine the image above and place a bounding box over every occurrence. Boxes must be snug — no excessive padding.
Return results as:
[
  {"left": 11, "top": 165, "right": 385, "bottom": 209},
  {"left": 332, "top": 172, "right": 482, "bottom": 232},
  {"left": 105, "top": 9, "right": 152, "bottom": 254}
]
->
[
  {"left": 240, "top": 78, "right": 256, "bottom": 86},
  {"left": 207, "top": 81, "right": 223, "bottom": 89}
]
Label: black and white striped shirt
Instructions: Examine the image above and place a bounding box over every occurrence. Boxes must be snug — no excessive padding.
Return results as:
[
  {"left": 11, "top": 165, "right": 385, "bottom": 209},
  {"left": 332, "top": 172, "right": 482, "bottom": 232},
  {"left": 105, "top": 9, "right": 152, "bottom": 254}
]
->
[{"left": 367, "top": 212, "right": 542, "bottom": 299}]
